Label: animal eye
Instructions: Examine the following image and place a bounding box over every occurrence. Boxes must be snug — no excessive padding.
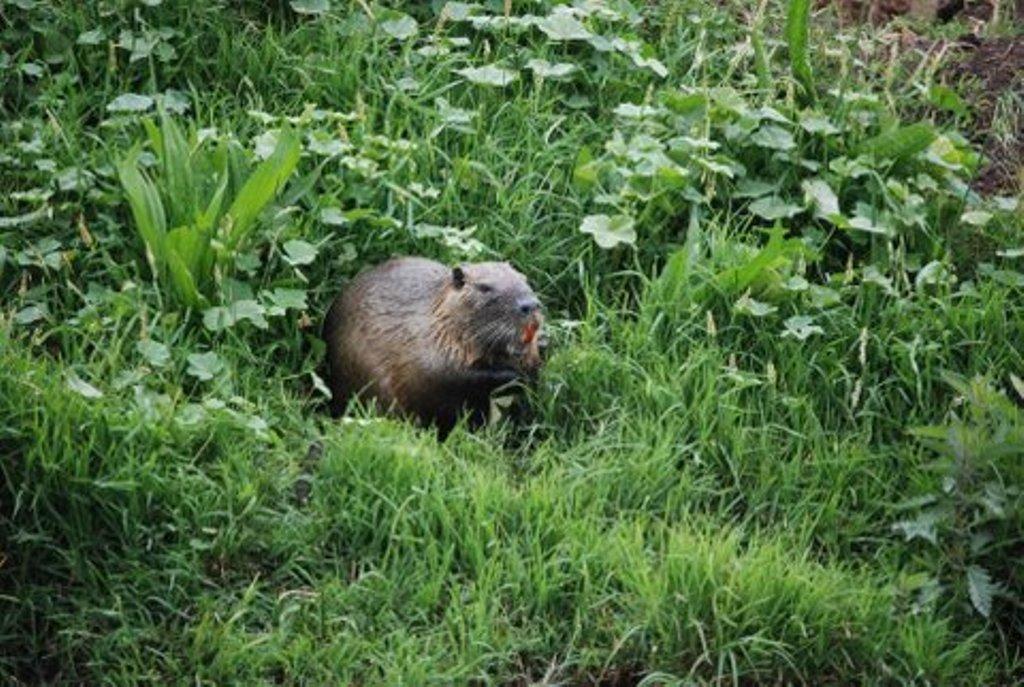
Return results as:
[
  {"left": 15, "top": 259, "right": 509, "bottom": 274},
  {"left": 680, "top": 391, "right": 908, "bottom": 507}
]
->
[{"left": 476, "top": 283, "right": 493, "bottom": 293}]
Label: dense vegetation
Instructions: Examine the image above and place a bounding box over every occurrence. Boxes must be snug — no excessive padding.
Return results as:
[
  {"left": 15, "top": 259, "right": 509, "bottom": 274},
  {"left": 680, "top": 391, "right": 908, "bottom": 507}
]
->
[{"left": 1, "top": 0, "right": 1022, "bottom": 683}]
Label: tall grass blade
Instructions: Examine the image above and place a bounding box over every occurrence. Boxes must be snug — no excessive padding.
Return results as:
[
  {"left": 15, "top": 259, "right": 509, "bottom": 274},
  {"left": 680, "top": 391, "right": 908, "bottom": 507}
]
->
[
  {"left": 785, "top": 0, "right": 814, "bottom": 102},
  {"left": 857, "top": 122, "right": 937, "bottom": 163},
  {"left": 222, "top": 127, "right": 301, "bottom": 250},
  {"left": 158, "top": 112, "right": 198, "bottom": 228},
  {"left": 165, "top": 225, "right": 209, "bottom": 306},
  {"left": 117, "top": 145, "right": 168, "bottom": 279}
]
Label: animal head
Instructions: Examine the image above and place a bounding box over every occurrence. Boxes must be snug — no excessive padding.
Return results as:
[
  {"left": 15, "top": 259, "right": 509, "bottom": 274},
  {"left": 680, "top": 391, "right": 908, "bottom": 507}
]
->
[{"left": 439, "top": 261, "right": 544, "bottom": 365}]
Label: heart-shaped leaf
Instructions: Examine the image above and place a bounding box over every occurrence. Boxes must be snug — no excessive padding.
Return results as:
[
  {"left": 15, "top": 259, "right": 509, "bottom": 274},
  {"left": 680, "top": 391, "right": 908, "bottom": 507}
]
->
[
  {"left": 290, "top": 0, "right": 329, "bottom": 15},
  {"left": 107, "top": 93, "right": 154, "bottom": 113},
  {"left": 66, "top": 371, "right": 103, "bottom": 399},
  {"left": 801, "top": 178, "right": 839, "bottom": 220},
  {"left": 283, "top": 239, "right": 318, "bottom": 266},
  {"left": 750, "top": 125, "right": 796, "bottom": 151},
  {"left": 526, "top": 59, "right": 577, "bottom": 79},
  {"left": 580, "top": 214, "right": 636, "bottom": 249},
  {"left": 781, "top": 314, "right": 823, "bottom": 340},
  {"left": 380, "top": 13, "right": 418, "bottom": 40},
  {"left": 537, "top": 11, "right": 591, "bottom": 40},
  {"left": 137, "top": 339, "right": 171, "bottom": 367},
  {"left": 734, "top": 294, "right": 778, "bottom": 317},
  {"left": 749, "top": 196, "right": 802, "bottom": 220},
  {"left": 455, "top": 65, "right": 518, "bottom": 86},
  {"left": 186, "top": 352, "right": 225, "bottom": 381}
]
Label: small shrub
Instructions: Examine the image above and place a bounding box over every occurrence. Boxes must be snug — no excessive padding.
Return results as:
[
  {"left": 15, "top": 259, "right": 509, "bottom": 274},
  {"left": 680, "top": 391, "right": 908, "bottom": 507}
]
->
[
  {"left": 117, "top": 113, "right": 301, "bottom": 307},
  {"left": 575, "top": 85, "right": 986, "bottom": 270},
  {"left": 894, "top": 374, "right": 1024, "bottom": 622}
]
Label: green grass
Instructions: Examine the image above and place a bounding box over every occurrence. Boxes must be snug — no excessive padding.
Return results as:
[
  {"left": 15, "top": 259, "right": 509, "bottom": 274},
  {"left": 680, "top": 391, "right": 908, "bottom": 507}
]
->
[{"left": 2, "top": 0, "right": 1023, "bottom": 684}]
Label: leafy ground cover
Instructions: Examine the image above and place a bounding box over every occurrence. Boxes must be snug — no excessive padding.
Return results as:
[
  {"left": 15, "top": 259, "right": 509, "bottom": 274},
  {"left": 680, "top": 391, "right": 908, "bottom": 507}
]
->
[{"left": 1, "top": 0, "right": 1022, "bottom": 684}]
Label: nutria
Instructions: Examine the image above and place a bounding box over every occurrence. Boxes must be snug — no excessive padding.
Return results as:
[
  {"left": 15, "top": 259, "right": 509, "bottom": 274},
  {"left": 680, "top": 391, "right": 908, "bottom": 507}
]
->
[{"left": 322, "top": 257, "right": 545, "bottom": 439}]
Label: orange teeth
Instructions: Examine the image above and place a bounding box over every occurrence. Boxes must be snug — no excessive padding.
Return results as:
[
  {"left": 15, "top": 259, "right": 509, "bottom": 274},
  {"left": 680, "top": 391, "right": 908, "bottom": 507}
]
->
[{"left": 522, "top": 321, "right": 539, "bottom": 344}]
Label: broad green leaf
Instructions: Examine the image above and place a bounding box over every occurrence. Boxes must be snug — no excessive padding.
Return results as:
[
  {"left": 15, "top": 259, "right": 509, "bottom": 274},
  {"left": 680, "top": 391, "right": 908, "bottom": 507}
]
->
[
  {"left": 267, "top": 288, "right": 308, "bottom": 314},
  {"left": 320, "top": 207, "right": 347, "bottom": 226},
  {"left": 750, "top": 125, "right": 796, "bottom": 151},
  {"left": 613, "top": 103, "right": 659, "bottom": 119},
  {"left": 204, "top": 300, "right": 268, "bottom": 330},
  {"left": 628, "top": 53, "right": 667, "bottom": 78},
  {"left": 380, "top": 13, "right": 418, "bottom": 40},
  {"left": 808, "top": 284, "right": 841, "bottom": 308},
  {"left": 455, "top": 65, "right": 519, "bottom": 87},
  {"left": 997, "top": 247, "right": 1024, "bottom": 259},
  {"left": 526, "top": 59, "right": 577, "bottom": 79},
  {"left": 662, "top": 91, "right": 707, "bottom": 117},
  {"left": 14, "top": 304, "right": 48, "bottom": 324},
  {"left": 915, "top": 260, "right": 953, "bottom": 290},
  {"left": 137, "top": 340, "right": 171, "bottom": 367},
  {"left": 0, "top": 206, "right": 51, "bottom": 228},
  {"left": 230, "top": 300, "right": 269, "bottom": 329},
  {"left": 77, "top": 29, "right": 104, "bottom": 45},
  {"left": 983, "top": 268, "right": 1024, "bottom": 287},
  {"left": 967, "top": 565, "right": 994, "bottom": 618},
  {"left": 66, "top": 371, "right": 103, "bottom": 399},
  {"left": 734, "top": 179, "right": 777, "bottom": 199},
  {"left": 994, "top": 196, "right": 1019, "bottom": 212},
  {"left": 749, "top": 196, "right": 803, "bottom": 221},
  {"left": 696, "top": 156, "right": 738, "bottom": 178},
  {"left": 283, "top": 239, "right": 318, "bottom": 266},
  {"left": 435, "top": 97, "right": 477, "bottom": 129},
  {"left": 55, "top": 167, "right": 95, "bottom": 192},
  {"left": 893, "top": 512, "right": 939, "bottom": 544},
  {"left": 848, "top": 213, "right": 890, "bottom": 236},
  {"left": 21, "top": 62, "right": 44, "bottom": 78},
  {"left": 580, "top": 214, "right": 636, "bottom": 249},
  {"left": 186, "top": 351, "right": 224, "bottom": 381},
  {"left": 252, "top": 130, "right": 279, "bottom": 161},
  {"left": 441, "top": 2, "right": 479, "bottom": 20},
  {"left": 961, "top": 210, "right": 992, "bottom": 227},
  {"left": 798, "top": 112, "right": 839, "bottom": 135},
  {"left": 783, "top": 275, "right": 809, "bottom": 291},
  {"left": 927, "top": 85, "right": 968, "bottom": 116},
  {"left": 307, "top": 130, "right": 350, "bottom": 156},
  {"left": 753, "top": 106, "right": 791, "bottom": 124},
  {"left": 862, "top": 265, "right": 895, "bottom": 293},
  {"left": 203, "top": 307, "right": 233, "bottom": 332},
  {"left": 290, "top": 0, "right": 329, "bottom": 14},
  {"left": 537, "top": 11, "right": 591, "bottom": 40},
  {"left": 781, "top": 314, "right": 823, "bottom": 340},
  {"left": 107, "top": 93, "right": 154, "bottom": 113},
  {"left": 734, "top": 294, "right": 777, "bottom": 317},
  {"left": 801, "top": 178, "right": 839, "bottom": 220},
  {"left": 160, "top": 89, "right": 191, "bottom": 115}
]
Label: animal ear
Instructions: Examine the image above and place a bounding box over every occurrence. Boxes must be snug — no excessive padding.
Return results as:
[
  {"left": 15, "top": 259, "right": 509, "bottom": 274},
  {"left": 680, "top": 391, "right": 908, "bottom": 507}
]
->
[{"left": 451, "top": 266, "right": 466, "bottom": 289}]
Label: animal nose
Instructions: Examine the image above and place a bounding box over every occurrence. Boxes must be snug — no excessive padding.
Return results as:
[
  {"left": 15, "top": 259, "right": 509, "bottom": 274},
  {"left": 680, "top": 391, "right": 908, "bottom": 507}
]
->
[{"left": 517, "top": 297, "right": 540, "bottom": 315}]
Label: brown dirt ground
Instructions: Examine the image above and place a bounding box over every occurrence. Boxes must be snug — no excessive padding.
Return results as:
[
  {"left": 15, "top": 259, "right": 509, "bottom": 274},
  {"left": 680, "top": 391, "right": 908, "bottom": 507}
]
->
[
  {"left": 945, "top": 34, "right": 1024, "bottom": 194},
  {"left": 823, "top": 0, "right": 1023, "bottom": 194}
]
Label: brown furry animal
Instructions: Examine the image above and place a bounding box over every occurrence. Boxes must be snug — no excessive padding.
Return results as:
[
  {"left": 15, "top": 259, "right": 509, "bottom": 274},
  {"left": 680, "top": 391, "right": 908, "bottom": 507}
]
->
[{"left": 322, "top": 257, "right": 545, "bottom": 438}]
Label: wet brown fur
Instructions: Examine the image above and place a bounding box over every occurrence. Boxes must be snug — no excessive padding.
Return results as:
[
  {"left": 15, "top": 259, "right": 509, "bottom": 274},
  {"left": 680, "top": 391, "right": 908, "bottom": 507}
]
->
[{"left": 323, "top": 257, "right": 544, "bottom": 438}]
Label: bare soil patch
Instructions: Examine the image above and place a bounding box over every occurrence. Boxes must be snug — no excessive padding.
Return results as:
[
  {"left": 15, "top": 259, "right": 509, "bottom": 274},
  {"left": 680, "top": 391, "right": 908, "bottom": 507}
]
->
[{"left": 946, "top": 34, "right": 1024, "bottom": 194}]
